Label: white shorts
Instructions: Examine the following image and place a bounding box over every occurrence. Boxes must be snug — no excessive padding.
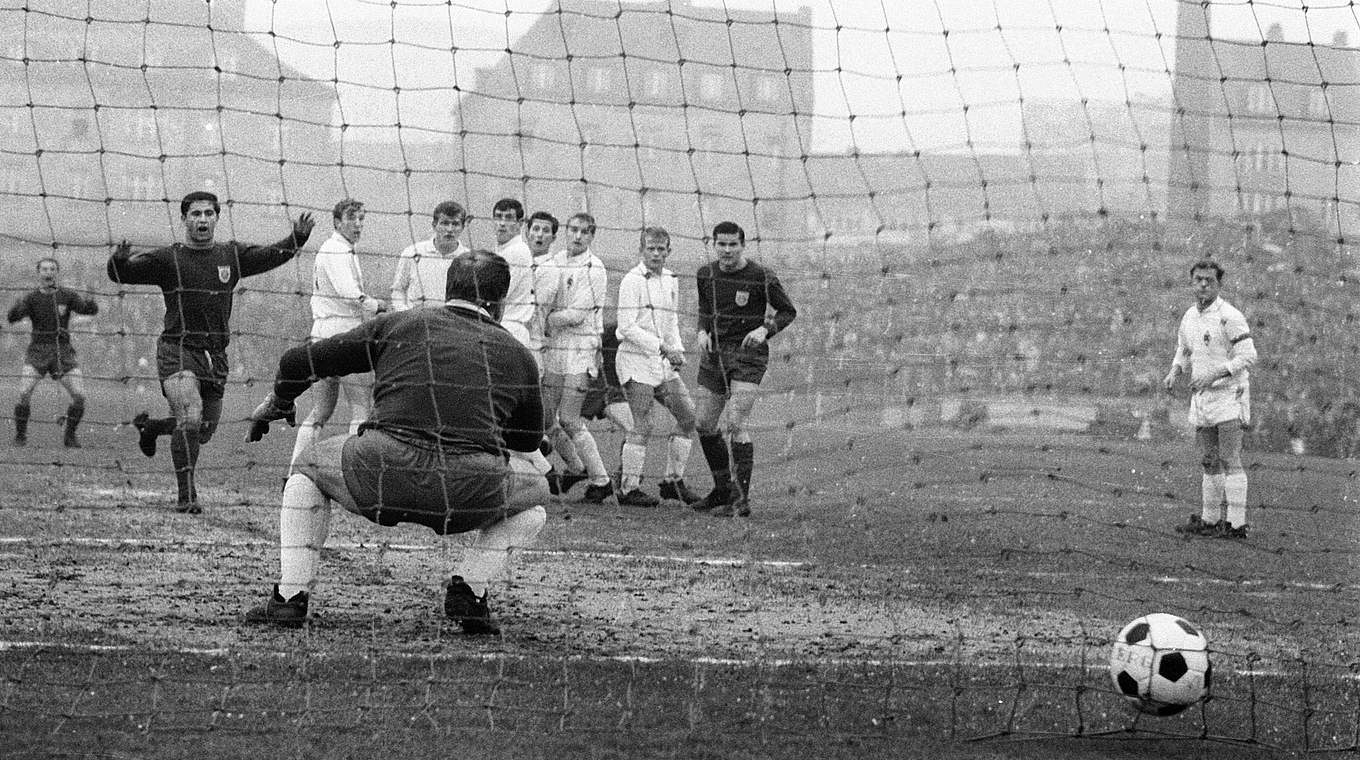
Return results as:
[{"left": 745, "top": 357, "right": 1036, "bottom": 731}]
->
[
  {"left": 1188, "top": 385, "right": 1251, "bottom": 428},
  {"left": 543, "top": 345, "right": 598, "bottom": 377}
]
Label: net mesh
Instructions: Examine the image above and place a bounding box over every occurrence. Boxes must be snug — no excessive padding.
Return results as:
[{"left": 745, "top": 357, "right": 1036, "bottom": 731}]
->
[{"left": 1, "top": 0, "right": 1358, "bottom": 756}]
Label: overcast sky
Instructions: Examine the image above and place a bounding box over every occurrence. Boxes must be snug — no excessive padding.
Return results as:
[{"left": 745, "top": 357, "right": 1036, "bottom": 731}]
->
[{"left": 242, "top": 0, "right": 1354, "bottom": 152}]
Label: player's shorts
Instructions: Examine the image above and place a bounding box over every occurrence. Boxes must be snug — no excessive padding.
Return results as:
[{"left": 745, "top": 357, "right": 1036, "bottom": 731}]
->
[
  {"left": 156, "top": 340, "right": 228, "bottom": 401},
  {"left": 334, "top": 428, "right": 512, "bottom": 535},
  {"left": 1188, "top": 384, "right": 1251, "bottom": 429},
  {"left": 697, "top": 343, "right": 769, "bottom": 395},
  {"left": 25, "top": 343, "right": 78, "bottom": 379}
]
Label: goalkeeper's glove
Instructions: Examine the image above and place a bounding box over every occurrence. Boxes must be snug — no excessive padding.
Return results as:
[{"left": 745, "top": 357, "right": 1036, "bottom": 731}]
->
[{"left": 245, "top": 392, "right": 296, "bottom": 442}]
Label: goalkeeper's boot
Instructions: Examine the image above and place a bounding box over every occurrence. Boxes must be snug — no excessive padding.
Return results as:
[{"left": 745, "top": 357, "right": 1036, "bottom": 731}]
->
[
  {"left": 244, "top": 585, "right": 309, "bottom": 629},
  {"left": 691, "top": 482, "right": 734, "bottom": 513},
  {"left": 1219, "top": 523, "right": 1249, "bottom": 540},
  {"left": 444, "top": 576, "right": 500, "bottom": 635},
  {"left": 1174, "top": 514, "right": 1216, "bottom": 536},
  {"left": 659, "top": 478, "right": 701, "bottom": 506}
]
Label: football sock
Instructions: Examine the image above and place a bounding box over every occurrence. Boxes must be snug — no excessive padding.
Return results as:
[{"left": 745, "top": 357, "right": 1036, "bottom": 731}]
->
[
  {"left": 699, "top": 433, "right": 731, "bottom": 490},
  {"left": 1224, "top": 472, "right": 1248, "bottom": 527},
  {"left": 278, "top": 473, "right": 332, "bottom": 599},
  {"left": 553, "top": 427, "right": 584, "bottom": 472},
  {"left": 145, "top": 416, "right": 177, "bottom": 437},
  {"left": 620, "top": 441, "right": 647, "bottom": 491},
  {"left": 731, "top": 441, "right": 754, "bottom": 500},
  {"left": 664, "top": 434, "right": 692, "bottom": 480},
  {"left": 1200, "top": 473, "right": 1225, "bottom": 523},
  {"left": 571, "top": 428, "right": 610, "bottom": 485},
  {"left": 13, "top": 402, "right": 29, "bottom": 438},
  {"left": 170, "top": 425, "right": 199, "bottom": 504},
  {"left": 290, "top": 418, "right": 323, "bottom": 470},
  {"left": 454, "top": 505, "right": 547, "bottom": 598}
]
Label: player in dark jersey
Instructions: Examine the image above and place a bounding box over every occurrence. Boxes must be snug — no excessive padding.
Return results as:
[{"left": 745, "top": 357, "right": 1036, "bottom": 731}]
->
[
  {"left": 107, "top": 190, "right": 315, "bottom": 513},
  {"left": 242, "top": 250, "right": 548, "bottom": 633},
  {"left": 691, "top": 221, "right": 796, "bottom": 517},
  {"left": 6, "top": 258, "right": 99, "bottom": 447}
]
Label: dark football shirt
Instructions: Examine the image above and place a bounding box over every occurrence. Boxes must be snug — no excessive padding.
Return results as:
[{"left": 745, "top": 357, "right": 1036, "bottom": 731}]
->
[
  {"left": 272, "top": 304, "right": 545, "bottom": 457},
  {"left": 7, "top": 287, "right": 99, "bottom": 347},
  {"left": 696, "top": 259, "right": 797, "bottom": 346},
  {"left": 106, "top": 234, "right": 306, "bottom": 351}
]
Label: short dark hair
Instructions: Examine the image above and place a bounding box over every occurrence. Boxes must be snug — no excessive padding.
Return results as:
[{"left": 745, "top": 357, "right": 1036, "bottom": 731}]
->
[
  {"left": 712, "top": 221, "right": 745, "bottom": 244},
  {"left": 180, "top": 190, "right": 219, "bottom": 217},
  {"left": 492, "top": 198, "right": 525, "bottom": 220},
  {"left": 527, "top": 210, "right": 559, "bottom": 234},
  {"left": 332, "top": 198, "right": 364, "bottom": 222},
  {"left": 1190, "top": 259, "right": 1225, "bottom": 283},
  {"left": 433, "top": 201, "right": 466, "bottom": 223},
  {"left": 567, "top": 212, "right": 596, "bottom": 235},
  {"left": 445, "top": 249, "right": 511, "bottom": 307},
  {"left": 640, "top": 226, "right": 670, "bottom": 248},
  {"left": 36, "top": 257, "right": 59, "bottom": 272}
]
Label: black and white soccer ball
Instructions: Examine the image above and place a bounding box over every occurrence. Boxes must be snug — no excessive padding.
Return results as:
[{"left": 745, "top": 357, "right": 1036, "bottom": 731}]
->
[{"left": 1108, "top": 612, "right": 1211, "bottom": 716}]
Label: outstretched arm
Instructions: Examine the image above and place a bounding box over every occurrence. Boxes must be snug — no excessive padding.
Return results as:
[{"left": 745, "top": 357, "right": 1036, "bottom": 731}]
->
[{"left": 237, "top": 212, "right": 316, "bottom": 277}]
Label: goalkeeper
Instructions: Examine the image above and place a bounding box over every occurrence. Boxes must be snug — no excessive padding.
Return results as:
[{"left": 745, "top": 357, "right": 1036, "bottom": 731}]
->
[{"left": 243, "top": 250, "right": 549, "bottom": 633}]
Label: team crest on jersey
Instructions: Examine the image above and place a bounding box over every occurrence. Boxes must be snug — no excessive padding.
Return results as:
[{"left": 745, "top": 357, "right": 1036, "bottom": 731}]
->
[
  {"left": 217, "top": 265, "right": 232, "bottom": 284},
  {"left": 734, "top": 290, "right": 750, "bottom": 306},
  {"left": 1203, "top": 331, "right": 1211, "bottom": 345}
]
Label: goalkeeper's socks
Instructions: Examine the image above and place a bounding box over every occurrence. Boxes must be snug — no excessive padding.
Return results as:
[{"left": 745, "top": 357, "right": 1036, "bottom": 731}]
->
[
  {"left": 699, "top": 433, "right": 731, "bottom": 485},
  {"left": 1224, "top": 472, "right": 1248, "bottom": 527},
  {"left": 1200, "top": 473, "right": 1226, "bottom": 524}
]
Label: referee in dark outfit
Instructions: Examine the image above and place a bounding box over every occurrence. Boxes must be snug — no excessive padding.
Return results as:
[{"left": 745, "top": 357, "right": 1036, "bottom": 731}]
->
[
  {"left": 242, "top": 249, "right": 549, "bottom": 634},
  {"left": 690, "top": 221, "right": 796, "bottom": 517}
]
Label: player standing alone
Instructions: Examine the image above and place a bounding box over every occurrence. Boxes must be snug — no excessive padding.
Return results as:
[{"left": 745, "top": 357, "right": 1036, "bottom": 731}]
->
[
  {"left": 7, "top": 258, "right": 99, "bottom": 447},
  {"left": 290, "top": 198, "right": 384, "bottom": 471},
  {"left": 1165, "top": 259, "right": 1258, "bottom": 539},
  {"left": 108, "top": 190, "right": 315, "bottom": 513},
  {"left": 691, "top": 221, "right": 796, "bottom": 517}
]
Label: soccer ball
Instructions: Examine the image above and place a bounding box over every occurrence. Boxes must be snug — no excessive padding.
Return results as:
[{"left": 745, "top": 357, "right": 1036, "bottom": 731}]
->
[{"left": 1108, "top": 613, "right": 1211, "bottom": 716}]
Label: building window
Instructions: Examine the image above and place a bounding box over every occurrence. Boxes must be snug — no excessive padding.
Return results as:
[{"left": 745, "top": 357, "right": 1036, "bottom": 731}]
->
[
  {"left": 591, "top": 67, "right": 613, "bottom": 94},
  {"left": 701, "top": 73, "right": 724, "bottom": 100},
  {"left": 1246, "top": 84, "right": 1273, "bottom": 115},
  {"left": 533, "top": 63, "right": 556, "bottom": 90},
  {"left": 757, "top": 75, "right": 779, "bottom": 103}
]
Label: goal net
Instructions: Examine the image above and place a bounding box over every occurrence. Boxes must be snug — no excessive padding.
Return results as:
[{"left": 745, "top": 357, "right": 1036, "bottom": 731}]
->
[{"left": 1, "top": 0, "right": 1358, "bottom": 755}]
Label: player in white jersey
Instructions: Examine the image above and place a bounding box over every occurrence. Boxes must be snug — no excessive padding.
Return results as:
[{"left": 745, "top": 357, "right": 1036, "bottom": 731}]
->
[
  {"left": 614, "top": 227, "right": 700, "bottom": 507},
  {"left": 389, "top": 201, "right": 469, "bottom": 311},
  {"left": 543, "top": 212, "right": 614, "bottom": 503},
  {"left": 289, "top": 199, "right": 384, "bottom": 470},
  {"left": 492, "top": 198, "right": 537, "bottom": 347},
  {"left": 1163, "top": 259, "right": 1258, "bottom": 539}
]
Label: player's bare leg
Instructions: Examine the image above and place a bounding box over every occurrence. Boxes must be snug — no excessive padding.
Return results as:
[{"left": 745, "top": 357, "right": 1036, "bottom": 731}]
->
[
  {"left": 712, "top": 380, "right": 759, "bottom": 517},
  {"left": 656, "top": 378, "right": 700, "bottom": 505},
  {"left": 618, "top": 381, "right": 659, "bottom": 507},
  {"left": 55, "top": 369, "right": 87, "bottom": 448},
  {"left": 162, "top": 370, "right": 204, "bottom": 513},
  {"left": 13, "top": 364, "right": 41, "bottom": 445}
]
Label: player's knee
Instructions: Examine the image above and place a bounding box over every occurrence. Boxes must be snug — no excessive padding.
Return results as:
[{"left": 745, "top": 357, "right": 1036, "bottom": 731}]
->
[
  {"left": 560, "top": 417, "right": 587, "bottom": 436},
  {"left": 176, "top": 414, "right": 203, "bottom": 433},
  {"left": 198, "top": 421, "right": 218, "bottom": 444},
  {"left": 68, "top": 393, "right": 85, "bottom": 410}
]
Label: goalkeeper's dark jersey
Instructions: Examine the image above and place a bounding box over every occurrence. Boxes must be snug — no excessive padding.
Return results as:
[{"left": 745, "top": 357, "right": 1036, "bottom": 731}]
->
[
  {"left": 107, "top": 235, "right": 306, "bottom": 352},
  {"left": 696, "top": 260, "right": 797, "bottom": 346},
  {"left": 7, "top": 287, "right": 99, "bottom": 346}
]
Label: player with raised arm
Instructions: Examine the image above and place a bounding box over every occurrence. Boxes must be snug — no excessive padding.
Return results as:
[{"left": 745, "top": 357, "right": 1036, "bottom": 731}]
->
[
  {"left": 7, "top": 258, "right": 99, "bottom": 447},
  {"left": 542, "top": 212, "right": 614, "bottom": 503},
  {"left": 289, "top": 198, "right": 385, "bottom": 471},
  {"left": 691, "top": 221, "right": 796, "bottom": 517},
  {"left": 389, "top": 200, "right": 469, "bottom": 311},
  {"left": 243, "top": 250, "right": 548, "bottom": 633},
  {"left": 1165, "top": 259, "right": 1258, "bottom": 539},
  {"left": 108, "top": 190, "right": 315, "bottom": 513},
  {"left": 614, "top": 227, "right": 701, "bottom": 507}
]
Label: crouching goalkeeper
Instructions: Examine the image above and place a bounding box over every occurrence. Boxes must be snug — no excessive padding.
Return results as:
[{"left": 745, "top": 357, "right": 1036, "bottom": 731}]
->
[{"left": 243, "top": 249, "right": 549, "bottom": 633}]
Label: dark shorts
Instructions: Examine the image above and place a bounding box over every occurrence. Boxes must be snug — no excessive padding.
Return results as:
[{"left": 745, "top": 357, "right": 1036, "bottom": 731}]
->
[
  {"left": 156, "top": 340, "right": 228, "bottom": 401},
  {"left": 26, "top": 344, "right": 77, "bottom": 379},
  {"left": 333, "top": 429, "right": 510, "bottom": 535},
  {"left": 697, "top": 344, "right": 769, "bottom": 395}
]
